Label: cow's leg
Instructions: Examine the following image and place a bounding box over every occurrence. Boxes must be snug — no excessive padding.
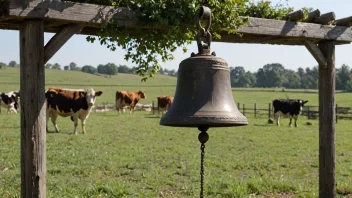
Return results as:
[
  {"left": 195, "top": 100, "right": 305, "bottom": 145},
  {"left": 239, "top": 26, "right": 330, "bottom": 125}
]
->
[
  {"left": 274, "top": 112, "right": 280, "bottom": 126},
  {"left": 46, "top": 110, "right": 50, "bottom": 132},
  {"left": 294, "top": 116, "right": 298, "bottom": 127},
  {"left": 289, "top": 118, "right": 292, "bottom": 127},
  {"left": 72, "top": 116, "right": 79, "bottom": 135},
  {"left": 51, "top": 113, "right": 60, "bottom": 132},
  {"left": 80, "top": 118, "right": 87, "bottom": 134}
]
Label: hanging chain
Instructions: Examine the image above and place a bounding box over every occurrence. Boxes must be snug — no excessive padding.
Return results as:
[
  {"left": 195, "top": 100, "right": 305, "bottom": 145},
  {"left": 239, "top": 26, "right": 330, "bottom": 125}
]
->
[
  {"left": 194, "top": 6, "right": 212, "bottom": 55},
  {"left": 198, "top": 125, "right": 209, "bottom": 198}
]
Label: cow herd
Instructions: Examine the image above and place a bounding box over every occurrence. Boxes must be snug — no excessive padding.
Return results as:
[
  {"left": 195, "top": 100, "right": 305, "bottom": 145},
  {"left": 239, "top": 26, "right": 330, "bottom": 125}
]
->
[{"left": 0, "top": 88, "right": 309, "bottom": 135}]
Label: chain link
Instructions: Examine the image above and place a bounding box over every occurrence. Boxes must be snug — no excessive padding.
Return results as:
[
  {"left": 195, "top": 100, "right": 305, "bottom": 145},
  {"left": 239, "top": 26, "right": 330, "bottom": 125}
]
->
[{"left": 200, "top": 143, "right": 205, "bottom": 198}]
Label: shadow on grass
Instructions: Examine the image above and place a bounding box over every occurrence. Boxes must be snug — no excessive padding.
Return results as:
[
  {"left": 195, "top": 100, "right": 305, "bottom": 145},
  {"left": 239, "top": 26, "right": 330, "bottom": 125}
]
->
[
  {"left": 144, "top": 116, "right": 161, "bottom": 119},
  {"left": 253, "top": 124, "right": 274, "bottom": 127}
]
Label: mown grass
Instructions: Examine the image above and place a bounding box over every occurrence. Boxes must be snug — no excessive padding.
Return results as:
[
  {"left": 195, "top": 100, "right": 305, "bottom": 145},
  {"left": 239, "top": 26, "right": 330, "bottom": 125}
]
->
[
  {"left": 1, "top": 66, "right": 352, "bottom": 197},
  {"left": 1, "top": 112, "right": 352, "bottom": 197}
]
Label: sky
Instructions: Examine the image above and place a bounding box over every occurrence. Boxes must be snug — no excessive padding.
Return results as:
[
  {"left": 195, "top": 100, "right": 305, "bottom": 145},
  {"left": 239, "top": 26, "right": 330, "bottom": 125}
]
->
[{"left": 0, "top": 0, "right": 351, "bottom": 73}]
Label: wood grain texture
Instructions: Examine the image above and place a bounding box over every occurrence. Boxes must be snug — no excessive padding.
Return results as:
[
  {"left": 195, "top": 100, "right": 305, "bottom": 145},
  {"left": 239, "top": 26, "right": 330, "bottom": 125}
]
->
[
  {"left": 313, "top": 12, "right": 336, "bottom": 25},
  {"left": 304, "top": 9, "right": 321, "bottom": 22},
  {"left": 20, "top": 20, "right": 46, "bottom": 198},
  {"left": 335, "top": 16, "right": 352, "bottom": 27},
  {"left": 318, "top": 41, "right": 336, "bottom": 198},
  {"left": 287, "top": 10, "right": 304, "bottom": 22},
  {"left": 305, "top": 41, "right": 327, "bottom": 68},
  {"left": 0, "top": 0, "right": 351, "bottom": 44},
  {"left": 44, "top": 23, "right": 84, "bottom": 63}
]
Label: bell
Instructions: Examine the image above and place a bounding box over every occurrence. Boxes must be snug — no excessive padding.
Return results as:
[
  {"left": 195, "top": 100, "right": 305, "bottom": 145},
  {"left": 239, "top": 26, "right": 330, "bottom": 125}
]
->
[
  {"left": 160, "top": 6, "right": 247, "bottom": 128},
  {"left": 160, "top": 52, "right": 248, "bottom": 127}
]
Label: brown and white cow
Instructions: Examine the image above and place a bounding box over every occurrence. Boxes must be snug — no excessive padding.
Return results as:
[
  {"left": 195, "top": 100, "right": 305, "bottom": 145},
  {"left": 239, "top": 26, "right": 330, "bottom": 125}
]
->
[
  {"left": 157, "top": 96, "right": 174, "bottom": 115},
  {"left": 115, "top": 90, "right": 146, "bottom": 114},
  {"left": 0, "top": 90, "right": 20, "bottom": 114},
  {"left": 45, "top": 88, "right": 103, "bottom": 134}
]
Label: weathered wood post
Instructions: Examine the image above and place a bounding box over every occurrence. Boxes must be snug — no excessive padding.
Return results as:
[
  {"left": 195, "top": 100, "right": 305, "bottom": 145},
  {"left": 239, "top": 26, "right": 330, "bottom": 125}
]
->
[
  {"left": 242, "top": 104, "right": 245, "bottom": 116},
  {"left": 254, "top": 103, "right": 257, "bottom": 118},
  {"left": 307, "top": 106, "right": 310, "bottom": 119},
  {"left": 335, "top": 104, "right": 338, "bottom": 124},
  {"left": 152, "top": 100, "right": 154, "bottom": 115},
  {"left": 237, "top": 102, "right": 240, "bottom": 111},
  {"left": 268, "top": 103, "right": 271, "bottom": 119},
  {"left": 20, "top": 20, "right": 46, "bottom": 198},
  {"left": 318, "top": 41, "right": 336, "bottom": 198}
]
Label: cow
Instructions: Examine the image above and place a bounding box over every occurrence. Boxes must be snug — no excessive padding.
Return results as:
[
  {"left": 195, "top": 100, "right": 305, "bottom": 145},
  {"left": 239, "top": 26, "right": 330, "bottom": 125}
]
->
[
  {"left": 0, "top": 90, "right": 20, "bottom": 114},
  {"left": 115, "top": 90, "right": 146, "bottom": 114},
  {"left": 45, "top": 88, "right": 103, "bottom": 134},
  {"left": 272, "top": 99, "right": 308, "bottom": 127},
  {"left": 157, "top": 96, "right": 174, "bottom": 115}
]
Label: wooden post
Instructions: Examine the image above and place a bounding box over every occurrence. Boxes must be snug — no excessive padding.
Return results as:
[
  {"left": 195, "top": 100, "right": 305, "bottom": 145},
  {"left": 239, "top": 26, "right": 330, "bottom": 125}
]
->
[
  {"left": 336, "top": 104, "right": 338, "bottom": 124},
  {"left": 268, "top": 103, "right": 271, "bottom": 119},
  {"left": 318, "top": 41, "right": 336, "bottom": 198},
  {"left": 20, "top": 20, "right": 46, "bottom": 198},
  {"left": 254, "top": 103, "right": 257, "bottom": 118},
  {"left": 237, "top": 102, "right": 240, "bottom": 112},
  {"left": 307, "top": 106, "right": 310, "bottom": 119},
  {"left": 243, "top": 104, "right": 245, "bottom": 116},
  {"left": 152, "top": 100, "right": 154, "bottom": 115}
]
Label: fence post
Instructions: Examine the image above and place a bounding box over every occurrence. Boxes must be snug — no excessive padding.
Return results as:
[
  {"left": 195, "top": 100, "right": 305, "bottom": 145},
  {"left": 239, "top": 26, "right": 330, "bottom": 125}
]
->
[
  {"left": 237, "top": 102, "right": 240, "bottom": 112},
  {"left": 307, "top": 106, "right": 310, "bottom": 120},
  {"left": 243, "top": 104, "right": 245, "bottom": 116},
  {"left": 268, "top": 103, "right": 271, "bottom": 119},
  {"left": 152, "top": 100, "right": 154, "bottom": 115},
  {"left": 336, "top": 104, "right": 338, "bottom": 124},
  {"left": 254, "top": 103, "right": 257, "bottom": 118}
]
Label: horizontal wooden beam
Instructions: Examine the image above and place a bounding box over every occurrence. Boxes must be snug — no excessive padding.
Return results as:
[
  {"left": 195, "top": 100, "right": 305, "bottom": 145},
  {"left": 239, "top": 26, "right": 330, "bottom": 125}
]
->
[
  {"left": 44, "top": 23, "right": 85, "bottom": 64},
  {"left": 335, "top": 16, "right": 352, "bottom": 27},
  {"left": 313, "top": 12, "right": 336, "bottom": 25},
  {"left": 2, "top": 0, "right": 139, "bottom": 27},
  {"left": 287, "top": 10, "right": 304, "bottom": 22},
  {"left": 304, "top": 9, "right": 321, "bottom": 23},
  {"left": 305, "top": 41, "right": 327, "bottom": 68},
  {"left": 0, "top": 0, "right": 351, "bottom": 45}
]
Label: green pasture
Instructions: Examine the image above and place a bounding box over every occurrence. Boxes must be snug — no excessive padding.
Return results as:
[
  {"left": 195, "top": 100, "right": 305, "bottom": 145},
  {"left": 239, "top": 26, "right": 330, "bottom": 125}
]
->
[{"left": 0, "top": 67, "right": 352, "bottom": 197}]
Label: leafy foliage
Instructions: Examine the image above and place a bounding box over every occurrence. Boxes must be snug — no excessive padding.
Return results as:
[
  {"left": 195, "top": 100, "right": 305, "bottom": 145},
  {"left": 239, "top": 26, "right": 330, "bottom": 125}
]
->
[{"left": 67, "top": 0, "right": 297, "bottom": 81}]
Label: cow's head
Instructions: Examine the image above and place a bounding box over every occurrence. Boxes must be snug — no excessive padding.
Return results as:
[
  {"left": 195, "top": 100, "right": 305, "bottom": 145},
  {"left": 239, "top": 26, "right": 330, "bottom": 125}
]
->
[
  {"left": 138, "top": 90, "right": 146, "bottom": 99},
  {"left": 297, "top": 100, "right": 308, "bottom": 111},
  {"left": 85, "top": 88, "right": 103, "bottom": 107}
]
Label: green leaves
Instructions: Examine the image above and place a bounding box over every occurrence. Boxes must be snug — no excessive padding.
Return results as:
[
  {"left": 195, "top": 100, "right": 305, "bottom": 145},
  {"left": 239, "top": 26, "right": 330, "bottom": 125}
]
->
[{"left": 70, "top": 0, "right": 295, "bottom": 81}]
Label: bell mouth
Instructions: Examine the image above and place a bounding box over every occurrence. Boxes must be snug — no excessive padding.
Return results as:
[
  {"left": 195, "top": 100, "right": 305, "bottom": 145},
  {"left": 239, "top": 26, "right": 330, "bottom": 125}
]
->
[{"left": 160, "top": 114, "right": 248, "bottom": 128}]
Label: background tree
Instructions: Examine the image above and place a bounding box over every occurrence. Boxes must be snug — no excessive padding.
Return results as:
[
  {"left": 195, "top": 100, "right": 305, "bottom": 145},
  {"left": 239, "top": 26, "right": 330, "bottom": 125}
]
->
[
  {"left": 82, "top": 65, "right": 97, "bottom": 74},
  {"left": 64, "top": 66, "right": 69, "bottom": 70},
  {"left": 52, "top": 63, "right": 61, "bottom": 70},
  {"left": 8, "top": 60, "right": 18, "bottom": 67},
  {"left": 45, "top": 63, "right": 52, "bottom": 69},
  {"left": 69, "top": 62, "right": 77, "bottom": 70}
]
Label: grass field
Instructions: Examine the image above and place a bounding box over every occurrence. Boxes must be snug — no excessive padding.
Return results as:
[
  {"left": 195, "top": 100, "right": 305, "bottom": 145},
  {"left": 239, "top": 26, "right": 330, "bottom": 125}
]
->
[{"left": 0, "top": 67, "right": 352, "bottom": 197}]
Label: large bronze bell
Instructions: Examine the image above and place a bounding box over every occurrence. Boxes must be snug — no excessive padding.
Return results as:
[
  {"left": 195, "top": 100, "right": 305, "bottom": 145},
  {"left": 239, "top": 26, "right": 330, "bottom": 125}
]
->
[
  {"left": 159, "top": 6, "right": 248, "bottom": 198},
  {"left": 160, "top": 7, "right": 248, "bottom": 128}
]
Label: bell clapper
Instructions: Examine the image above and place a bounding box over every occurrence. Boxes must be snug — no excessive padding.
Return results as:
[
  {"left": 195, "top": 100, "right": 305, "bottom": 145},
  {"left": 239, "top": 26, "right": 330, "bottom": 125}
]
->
[{"left": 198, "top": 125, "right": 209, "bottom": 198}]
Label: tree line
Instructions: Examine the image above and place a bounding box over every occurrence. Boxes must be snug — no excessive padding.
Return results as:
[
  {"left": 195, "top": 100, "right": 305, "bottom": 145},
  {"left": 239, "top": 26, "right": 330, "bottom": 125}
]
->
[{"left": 2, "top": 60, "right": 352, "bottom": 91}]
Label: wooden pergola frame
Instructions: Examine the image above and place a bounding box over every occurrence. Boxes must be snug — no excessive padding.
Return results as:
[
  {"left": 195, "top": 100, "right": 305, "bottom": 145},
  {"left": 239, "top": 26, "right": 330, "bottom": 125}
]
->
[{"left": 1, "top": 0, "right": 352, "bottom": 197}]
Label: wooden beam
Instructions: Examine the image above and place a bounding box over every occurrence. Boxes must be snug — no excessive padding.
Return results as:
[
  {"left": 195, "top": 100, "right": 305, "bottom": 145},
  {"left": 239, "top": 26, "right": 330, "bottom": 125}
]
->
[
  {"left": 335, "top": 16, "right": 352, "bottom": 27},
  {"left": 0, "top": 1, "right": 351, "bottom": 44},
  {"left": 305, "top": 41, "right": 327, "bottom": 68},
  {"left": 318, "top": 41, "right": 336, "bottom": 198},
  {"left": 44, "top": 23, "right": 85, "bottom": 64},
  {"left": 20, "top": 20, "right": 46, "bottom": 198},
  {"left": 304, "top": 9, "right": 321, "bottom": 22},
  {"left": 6, "top": 0, "right": 139, "bottom": 27},
  {"left": 313, "top": 12, "right": 336, "bottom": 25},
  {"left": 287, "top": 10, "right": 304, "bottom": 22}
]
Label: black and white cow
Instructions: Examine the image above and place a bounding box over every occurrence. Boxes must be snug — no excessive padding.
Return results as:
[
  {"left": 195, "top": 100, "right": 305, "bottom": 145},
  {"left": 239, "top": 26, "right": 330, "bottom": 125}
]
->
[
  {"left": 0, "top": 91, "right": 20, "bottom": 114},
  {"left": 272, "top": 99, "right": 308, "bottom": 127}
]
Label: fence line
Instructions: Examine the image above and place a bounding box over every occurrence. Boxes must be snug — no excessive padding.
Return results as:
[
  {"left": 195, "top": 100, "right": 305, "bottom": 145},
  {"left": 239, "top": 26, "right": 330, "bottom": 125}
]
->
[
  {"left": 92, "top": 101, "right": 352, "bottom": 122},
  {"left": 235, "top": 103, "right": 352, "bottom": 122}
]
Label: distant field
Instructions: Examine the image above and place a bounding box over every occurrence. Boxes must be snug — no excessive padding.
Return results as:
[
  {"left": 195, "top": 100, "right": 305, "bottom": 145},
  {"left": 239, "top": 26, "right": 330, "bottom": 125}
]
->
[
  {"left": 1, "top": 67, "right": 352, "bottom": 197},
  {"left": 1, "top": 67, "right": 352, "bottom": 107}
]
